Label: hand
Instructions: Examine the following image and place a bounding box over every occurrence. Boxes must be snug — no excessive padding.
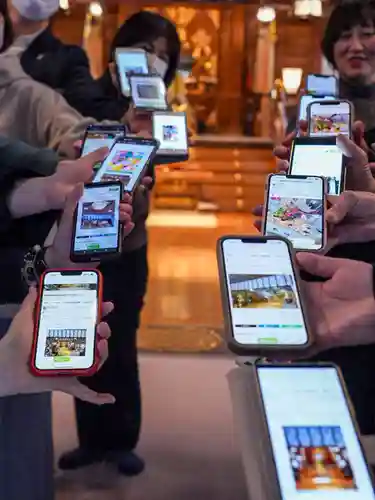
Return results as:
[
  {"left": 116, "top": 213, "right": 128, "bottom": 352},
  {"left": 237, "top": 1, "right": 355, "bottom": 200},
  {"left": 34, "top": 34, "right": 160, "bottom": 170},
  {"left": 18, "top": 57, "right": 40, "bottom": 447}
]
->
[
  {"left": 273, "top": 120, "right": 308, "bottom": 161},
  {"left": 297, "top": 253, "right": 375, "bottom": 350},
  {"left": 326, "top": 191, "right": 375, "bottom": 246},
  {"left": 124, "top": 104, "right": 153, "bottom": 136},
  {"left": 336, "top": 134, "right": 375, "bottom": 192},
  {"left": 0, "top": 288, "right": 115, "bottom": 403},
  {"left": 45, "top": 184, "right": 134, "bottom": 269}
]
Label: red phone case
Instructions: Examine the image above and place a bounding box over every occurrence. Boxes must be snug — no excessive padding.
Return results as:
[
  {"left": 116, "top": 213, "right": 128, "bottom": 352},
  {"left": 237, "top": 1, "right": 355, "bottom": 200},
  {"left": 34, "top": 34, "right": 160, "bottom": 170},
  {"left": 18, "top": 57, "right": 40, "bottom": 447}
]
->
[{"left": 29, "top": 268, "right": 103, "bottom": 377}]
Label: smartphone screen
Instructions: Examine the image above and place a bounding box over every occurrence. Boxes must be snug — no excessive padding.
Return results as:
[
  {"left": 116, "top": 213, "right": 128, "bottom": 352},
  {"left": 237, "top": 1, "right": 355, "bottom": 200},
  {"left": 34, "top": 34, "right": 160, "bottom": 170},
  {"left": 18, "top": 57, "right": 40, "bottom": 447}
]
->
[
  {"left": 153, "top": 112, "right": 188, "bottom": 155},
  {"left": 94, "top": 139, "right": 156, "bottom": 191},
  {"left": 257, "top": 364, "right": 375, "bottom": 500},
  {"left": 221, "top": 238, "right": 309, "bottom": 346},
  {"left": 81, "top": 127, "right": 125, "bottom": 171},
  {"left": 71, "top": 182, "right": 122, "bottom": 260},
  {"left": 34, "top": 270, "right": 99, "bottom": 371},
  {"left": 308, "top": 101, "right": 351, "bottom": 137},
  {"left": 264, "top": 176, "right": 324, "bottom": 251},
  {"left": 129, "top": 75, "right": 167, "bottom": 110},
  {"left": 115, "top": 49, "right": 149, "bottom": 96},
  {"left": 298, "top": 95, "right": 336, "bottom": 122},
  {"left": 306, "top": 74, "right": 337, "bottom": 97},
  {"left": 290, "top": 138, "right": 344, "bottom": 195}
]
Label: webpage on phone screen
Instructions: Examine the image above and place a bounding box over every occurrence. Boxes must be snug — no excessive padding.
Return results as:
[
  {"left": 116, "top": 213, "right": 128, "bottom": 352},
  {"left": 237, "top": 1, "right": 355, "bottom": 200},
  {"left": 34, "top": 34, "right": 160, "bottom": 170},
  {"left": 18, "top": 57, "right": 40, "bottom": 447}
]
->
[
  {"left": 310, "top": 103, "right": 350, "bottom": 137},
  {"left": 35, "top": 272, "right": 98, "bottom": 370},
  {"left": 73, "top": 184, "right": 120, "bottom": 254},
  {"left": 265, "top": 176, "right": 324, "bottom": 250},
  {"left": 222, "top": 239, "right": 308, "bottom": 345},
  {"left": 94, "top": 141, "right": 154, "bottom": 190},
  {"left": 154, "top": 114, "right": 187, "bottom": 153},
  {"left": 308, "top": 76, "right": 336, "bottom": 96},
  {"left": 117, "top": 51, "right": 148, "bottom": 94},
  {"left": 258, "top": 366, "right": 375, "bottom": 500},
  {"left": 291, "top": 143, "right": 342, "bottom": 195}
]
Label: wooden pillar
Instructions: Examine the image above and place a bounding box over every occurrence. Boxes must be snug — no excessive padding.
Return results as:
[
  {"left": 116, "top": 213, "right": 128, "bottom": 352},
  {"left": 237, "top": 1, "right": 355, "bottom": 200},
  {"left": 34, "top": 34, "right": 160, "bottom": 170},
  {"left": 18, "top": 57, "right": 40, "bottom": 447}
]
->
[
  {"left": 216, "top": 5, "right": 245, "bottom": 135},
  {"left": 101, "top": 3, "right": 119, "bottom": 68}
]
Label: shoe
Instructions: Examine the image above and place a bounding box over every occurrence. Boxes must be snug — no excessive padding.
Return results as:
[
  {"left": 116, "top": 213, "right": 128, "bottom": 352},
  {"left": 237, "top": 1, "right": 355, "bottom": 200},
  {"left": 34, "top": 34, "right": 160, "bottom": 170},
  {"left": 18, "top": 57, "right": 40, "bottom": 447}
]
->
[
  {"left": 58, "top": 447, "right": 104, "bottom": 470},
  {"left": 106, "top": 450, "right": 145, "bottom": 476}
]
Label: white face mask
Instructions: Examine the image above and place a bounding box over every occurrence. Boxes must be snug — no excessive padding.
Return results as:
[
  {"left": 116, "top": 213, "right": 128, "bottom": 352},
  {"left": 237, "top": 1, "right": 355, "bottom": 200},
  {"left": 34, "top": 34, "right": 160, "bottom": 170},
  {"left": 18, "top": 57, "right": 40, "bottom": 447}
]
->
[{"left": 147, "top": 52, "right": 168, "bottom": 79}]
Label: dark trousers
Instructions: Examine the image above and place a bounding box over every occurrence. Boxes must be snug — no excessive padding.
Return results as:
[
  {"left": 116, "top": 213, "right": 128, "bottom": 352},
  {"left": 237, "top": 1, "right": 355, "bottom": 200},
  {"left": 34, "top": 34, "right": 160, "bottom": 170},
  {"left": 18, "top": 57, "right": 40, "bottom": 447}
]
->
[
  {"left": 75, "top": 245, "right": 148, "bottom": 452},
  {"left": 0, "top": 318, "right": 54, "bottom": 500}
]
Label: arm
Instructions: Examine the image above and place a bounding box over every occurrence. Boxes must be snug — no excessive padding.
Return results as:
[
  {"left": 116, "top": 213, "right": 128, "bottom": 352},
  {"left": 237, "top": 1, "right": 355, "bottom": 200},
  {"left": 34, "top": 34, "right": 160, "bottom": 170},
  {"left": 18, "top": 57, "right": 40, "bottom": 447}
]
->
[{"left": 62, "top": 47, "right": 130, "bottom": 122}]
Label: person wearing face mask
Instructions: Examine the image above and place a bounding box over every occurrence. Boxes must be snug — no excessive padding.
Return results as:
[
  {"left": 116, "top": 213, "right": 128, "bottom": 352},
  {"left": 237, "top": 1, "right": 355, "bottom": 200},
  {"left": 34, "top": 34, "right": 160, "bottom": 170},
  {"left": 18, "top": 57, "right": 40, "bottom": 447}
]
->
[{"left": 57, "top": 11, "right": 181, "bottom": 477}]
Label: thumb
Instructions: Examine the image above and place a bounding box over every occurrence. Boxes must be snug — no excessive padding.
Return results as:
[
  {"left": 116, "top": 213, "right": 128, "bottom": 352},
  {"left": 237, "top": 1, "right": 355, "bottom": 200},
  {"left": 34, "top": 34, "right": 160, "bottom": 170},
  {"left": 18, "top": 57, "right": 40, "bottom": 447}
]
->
[
  {"left": 326, "top": 191, "right": 358, "bottom": 224},
  {"left": 61, "top": 183, "right": 83, "bottom": 221},
  {"left": 336, "top": 134, "right": 367, "bottom": 165},
  {"left": 76, "top": 147, "right": 109, "bottom": 176},
  {"left": 20, "top": 287, "right": 38, "bottom": 314},
  {"left": 296, "top": 253, "right": 343, "bottom": 278},
  {"left": 352, "top": 120, "right": 365, "bottom": 146}
]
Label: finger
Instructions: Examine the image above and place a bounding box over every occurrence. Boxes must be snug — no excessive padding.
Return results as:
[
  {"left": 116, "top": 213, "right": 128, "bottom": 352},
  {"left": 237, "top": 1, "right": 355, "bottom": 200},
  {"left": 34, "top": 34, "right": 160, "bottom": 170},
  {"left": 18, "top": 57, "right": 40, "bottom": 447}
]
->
[
  {"left": 281, "top": 129, "right": 297, "bottom": 148},
  {"left": 298, "top": 119, "right": 308, "bottom": 132},
  {"left": 101, "top": 301, "right": 114, "bottom": 318},
  {"left": 66, "top": 382, "right": 115, "bottom": 405},
  {"left": 59, "top": 184, "right": 83, "bottom": 228},
  {"left": 336, "top": 134, "right": 367, "bottom": 165},
  {"left": 276, "top": 159, "right": 289, "bottom": 172},
  {"left": 122, "top": 193, "right": 132, "bottom": 204},
  {"left": 296, "top": 253, "right": 344, "bottom": 278},
  {"left": 20, "top": 286, "right": 38, "bottom": 314},
  {"left": 96, "top": 321, "right": 111, "bottom": 341},
  {"left": 254, "top": 219, "right": 262, "bottom": 232},
  {"left": 119, "top": 213, "right": 131, "bottom": 226},
  {"left": 141, "top": 176, "right": 153, "bottom": 187},
  {"left": 120, "top": 203, "right": 133, "bottom": 216},
  {"left": 352, "top": 120, "right": 365, "bottom": 146},
  {"left": 78, "top": 147, "right": 109, "bottom": 170},
  {"left": 252, "top": 205, "right": 263, "bottom": 216},
  {"left": 326, "top": 191, "right": 358, "bottom": 224},
  {"left": 273, "top": 145, "right": 290, "bottom": 160},
  {"left": 122, "top": 221, "right": 135, "bottom": 237},
  {"left": 96, "top": 338, "right": 109, "bottom": 366}
]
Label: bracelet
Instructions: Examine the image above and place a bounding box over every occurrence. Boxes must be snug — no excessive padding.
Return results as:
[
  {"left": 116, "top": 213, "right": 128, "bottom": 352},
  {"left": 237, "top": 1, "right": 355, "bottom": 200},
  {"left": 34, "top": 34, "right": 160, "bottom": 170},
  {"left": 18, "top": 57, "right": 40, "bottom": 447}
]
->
[{"left": 21, "top": 244, "right": 49, "bottom": 287}]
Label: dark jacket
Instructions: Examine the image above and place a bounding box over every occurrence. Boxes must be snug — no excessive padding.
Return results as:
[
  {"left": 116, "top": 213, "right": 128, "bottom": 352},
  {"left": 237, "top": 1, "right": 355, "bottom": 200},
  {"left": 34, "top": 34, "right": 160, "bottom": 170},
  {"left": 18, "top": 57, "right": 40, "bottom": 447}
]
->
[
  {"left": 20, "top": 27, "right": 131, "bottom": 121},
  {"left": 0, "top": 136, "right": 58, "bottom": 304}
]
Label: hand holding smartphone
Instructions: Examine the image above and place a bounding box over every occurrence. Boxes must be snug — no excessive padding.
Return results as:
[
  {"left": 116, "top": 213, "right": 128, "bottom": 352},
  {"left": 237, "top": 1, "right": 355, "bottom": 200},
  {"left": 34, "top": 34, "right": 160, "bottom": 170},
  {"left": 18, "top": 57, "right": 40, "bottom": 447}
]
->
[
  {"left": 263, "top": 174, "right": 326, "bottom": 251},
  {"left": 256, "top": 363, "right": 375, "bottom": 500},
  {"left": 30, "top": 269, "right": 103, "bottom": 376},
  {"left": 217, "top": 235, "right": 312, "bottom": 355},
  {"left": 93, "top": 136, "right": 159, "bottom": 192},
  {"left": 80, "top": 125, "right": 125, "bottom": 171},
  {"left": 307, "top": 100, "right": 353, "bottom": 138}
]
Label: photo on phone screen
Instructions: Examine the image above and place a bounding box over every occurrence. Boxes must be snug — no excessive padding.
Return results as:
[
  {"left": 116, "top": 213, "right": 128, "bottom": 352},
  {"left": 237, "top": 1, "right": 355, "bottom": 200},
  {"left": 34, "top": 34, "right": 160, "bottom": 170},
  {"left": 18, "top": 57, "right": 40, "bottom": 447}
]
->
[
  {"left": 220, "top": 237, "right": 309, "bottom": 347},
  {"left": 33, "top": 270, "right": 100, "bottom": 373},
  {"left": 264, "top": 175, "right": 325, "bottom": 251},
  {"left": 257, "top": 364, "right": 375, "bottom": 500},
  {"left": 94, "top": 138, "right": 157, "bottom": 191},
  {"left": 289, "top": 138, "right": 344, "bottom": 195},
  {"left": 115, "top": 48, "right": 149, "bottom": 96},
  {"left": 71, "top": 182, "right": 122, "bottom": 261},
  {"left": 152, "top": 112, "right": 188, "bottom": 156},
  {"left": 298, "top": 95, "right": 336, "bottom": 122},
  {"left": 308, "top": 101, "right": 351, "bottom": 137},
  {"left": 129, "top": 74, "right": 167, "bottom": 110},
  {"left": 81, "top": 126, "right": 125, "bottom": 171},
  {"left": 306, "top": 74, "right": 337, "bottom": 97}
]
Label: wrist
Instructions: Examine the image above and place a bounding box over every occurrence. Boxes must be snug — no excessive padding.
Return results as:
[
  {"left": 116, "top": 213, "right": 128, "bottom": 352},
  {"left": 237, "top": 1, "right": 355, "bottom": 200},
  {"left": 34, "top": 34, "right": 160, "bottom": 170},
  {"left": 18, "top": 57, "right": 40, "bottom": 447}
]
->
[{"left": 8, "top": 177, "right": 50, "bottom": 218}]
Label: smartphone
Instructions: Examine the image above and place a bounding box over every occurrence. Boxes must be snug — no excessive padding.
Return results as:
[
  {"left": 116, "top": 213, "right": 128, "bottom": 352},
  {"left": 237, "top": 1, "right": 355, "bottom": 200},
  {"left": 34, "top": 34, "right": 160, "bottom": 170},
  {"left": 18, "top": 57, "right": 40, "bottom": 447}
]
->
[
  {"left": 70, "top": 182, "right": 122, "bottom": 263},
  {"left": 289, "top": 137, "right": 345, "bottom": 195},
  {"left": 308, "top": 100, "right": 353, "bottom": 138},
  {"left": 30, "top": 269, "right": 102, "bottom": 376},
  {"left": 263, "top": 175, "right": 325, "bottom": 251},
  {"left": 256, "top": 362, "right": 375, "bottom": 500},
  {"left": 81, "top": 125, "right": 126, "bottom": 171},
  {"left": 152, "top": 111, "right": 189, "bottom": 162},
  {"left": 129, "top": 74, "right": 168, "bottom": 111},
  {"left": 306, "top": 73, "right": 338, "bottom": 97},
  {"left": 115, "top": 48, "right": 149, "bottom": 97},
  {"left": 298, "top": 95, "right": 336, "bottom": 122},
  {"left": 93, "top": 136, "right": 158, "bottom": 191},
  {"left": 217, "top": 235, "right": 311, "bottom": 353}
]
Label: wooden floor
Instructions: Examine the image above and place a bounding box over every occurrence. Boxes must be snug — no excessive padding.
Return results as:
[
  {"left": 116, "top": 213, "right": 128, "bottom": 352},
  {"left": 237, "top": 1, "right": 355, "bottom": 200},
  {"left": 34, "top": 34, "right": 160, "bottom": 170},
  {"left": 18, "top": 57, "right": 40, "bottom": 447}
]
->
[{"left": 138, "top": 212, "right": 258, "bottom": 352}]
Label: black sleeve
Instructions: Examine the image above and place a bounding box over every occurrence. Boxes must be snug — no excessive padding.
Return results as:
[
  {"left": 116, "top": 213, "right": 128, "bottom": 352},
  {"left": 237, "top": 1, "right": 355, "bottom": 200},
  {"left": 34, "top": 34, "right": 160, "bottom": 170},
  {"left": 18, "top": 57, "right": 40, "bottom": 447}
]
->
[{"left": 61, "top": 47, "right": 130, "bottom": 122}]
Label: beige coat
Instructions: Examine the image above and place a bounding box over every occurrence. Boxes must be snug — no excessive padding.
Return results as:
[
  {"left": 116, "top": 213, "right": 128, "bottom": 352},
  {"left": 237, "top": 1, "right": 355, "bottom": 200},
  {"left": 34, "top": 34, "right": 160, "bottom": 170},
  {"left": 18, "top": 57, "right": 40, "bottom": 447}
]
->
[{"left": 0, "top": 52, "right": 149, "bottom": 252}]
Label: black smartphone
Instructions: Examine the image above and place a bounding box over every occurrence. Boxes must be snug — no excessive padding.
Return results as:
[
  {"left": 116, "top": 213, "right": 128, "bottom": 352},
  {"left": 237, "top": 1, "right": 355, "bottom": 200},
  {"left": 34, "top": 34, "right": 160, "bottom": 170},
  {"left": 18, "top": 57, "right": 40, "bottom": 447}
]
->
[
  {"left": 70, "top": 182, "right": 123, "bottom": 263},
  {"left": 289, "top": 137, "right": 346, "bottom": 195},
  {"left": 307, "top": 99, "right": 353, "bottom": 138},
  {"left": 129, "top": 74, "right": 168, "bottom": 111},
  {"left": 306, "top": 73, "right": 338, "bottom": 97},
  {"left": 81, "top": 124, "right": 126, "bottom": 171},
  {"left": 217, "top": 235, "right": 312, "bottom": 355},
  {"left": 263, "top": 174, "right": 326, "bottom": 251},
  {"left": 255, "top": 362, "right": 375, "bottom": 500},
  {"left": 93, "top": 136, "right": 159, "bottom": 192},
  {"left": 152, "top": 111, "right": 189, "bottom": 163},
  {"left": 298, "top": 95, "right": 336, "bottom": 122}
]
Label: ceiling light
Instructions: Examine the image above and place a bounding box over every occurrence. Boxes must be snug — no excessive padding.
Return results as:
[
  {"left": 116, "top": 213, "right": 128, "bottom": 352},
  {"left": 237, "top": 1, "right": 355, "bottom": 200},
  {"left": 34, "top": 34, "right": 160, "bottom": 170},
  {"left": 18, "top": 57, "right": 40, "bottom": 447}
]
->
[
  {"left": 282, "top": 67, "right": 303, "bottom": 94},
  {"left": 59, "top": 0, "right": 69, "bottom": 11},
  {"left": 256, "top": 6, "right": 276, "bottom": 23},
  {"left": 89, "top": 2, "right": 103, "bottom": 17},
  {"left": 294, "top": 0, "right": 322, "bottom": 18}
]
